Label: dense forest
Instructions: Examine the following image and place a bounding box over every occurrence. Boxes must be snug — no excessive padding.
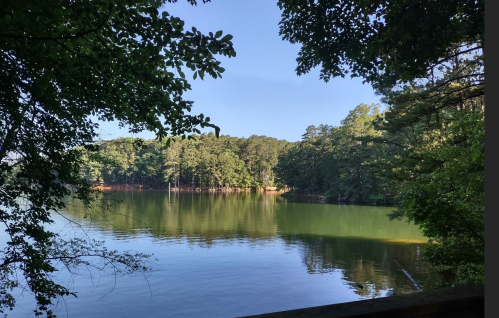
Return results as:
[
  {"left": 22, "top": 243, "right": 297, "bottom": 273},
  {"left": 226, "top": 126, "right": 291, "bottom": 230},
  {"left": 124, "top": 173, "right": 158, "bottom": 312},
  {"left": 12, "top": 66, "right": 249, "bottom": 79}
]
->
[
  {"left": 82, "top": 103, "right": 402, "bottom": 205},
  {"left": 276, "top": 104, "right": 396, "bottom": 205},
  {"left": 83, "top": 85, "right": 484, "bottom": 212},
  {"left": 82, "top": 133, "right": 291, "bottom": 190}
]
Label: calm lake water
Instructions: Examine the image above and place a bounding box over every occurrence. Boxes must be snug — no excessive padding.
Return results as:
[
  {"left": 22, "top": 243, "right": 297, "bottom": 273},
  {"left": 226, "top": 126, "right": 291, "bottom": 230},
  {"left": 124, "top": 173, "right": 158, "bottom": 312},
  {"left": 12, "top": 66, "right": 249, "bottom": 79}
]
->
[{"left": 4, "top": 191, "right": 431, "bottom": 318}]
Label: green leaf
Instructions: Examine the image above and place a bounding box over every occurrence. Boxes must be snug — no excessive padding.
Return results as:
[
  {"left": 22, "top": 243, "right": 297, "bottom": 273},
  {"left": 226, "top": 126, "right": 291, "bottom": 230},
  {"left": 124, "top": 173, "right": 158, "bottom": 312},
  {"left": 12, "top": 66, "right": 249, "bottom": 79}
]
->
[{"left": 221, "top": 34, "right": 233, "bottom": 42}]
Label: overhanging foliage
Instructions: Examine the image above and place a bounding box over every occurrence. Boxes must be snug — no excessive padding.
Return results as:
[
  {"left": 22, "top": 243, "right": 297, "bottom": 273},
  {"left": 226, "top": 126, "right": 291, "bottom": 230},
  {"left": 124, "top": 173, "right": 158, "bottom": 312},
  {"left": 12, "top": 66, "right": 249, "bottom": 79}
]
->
[{"left": 0, "top": 0, "right": 235, "bottom": 315}]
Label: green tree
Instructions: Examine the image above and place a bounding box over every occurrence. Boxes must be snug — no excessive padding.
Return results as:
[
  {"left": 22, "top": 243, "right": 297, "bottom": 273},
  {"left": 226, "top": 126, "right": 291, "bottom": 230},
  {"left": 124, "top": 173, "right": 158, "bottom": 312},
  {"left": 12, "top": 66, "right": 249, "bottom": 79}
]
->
[
  {"left": 376, "top": 61, "right": 485, "bottom": 285},
  {"left": 215, "top": 150, "right": 239, "bottom": 189},
  {"left": 277, "top": 0, "right": 484, "bottom": 92},
  {"left": 0, "top": 0, "right": 235, "bottom": 315},
  {"left": 161, "top": 138, "right": 183, "bottom": 187},
  {"left": 331, "top": 104, "right": 390, "bottom": 203},
  {"left": 275, "top": 108, "right": 392, "bottom": 204},
  {"left": 277, "top": 0, "right": 484, "bottom": 284},
  {"left": 181, "top": 138, "right": 201, "bottom": 187},
  {"left": 395, "top": 111, "right": 484, "bottom": 285},
  {"left": 82, "top": 133, "right": 290, "bottom": 190},
  {"left": 276, "top": 125, "right": 333, "bottom": 195}
]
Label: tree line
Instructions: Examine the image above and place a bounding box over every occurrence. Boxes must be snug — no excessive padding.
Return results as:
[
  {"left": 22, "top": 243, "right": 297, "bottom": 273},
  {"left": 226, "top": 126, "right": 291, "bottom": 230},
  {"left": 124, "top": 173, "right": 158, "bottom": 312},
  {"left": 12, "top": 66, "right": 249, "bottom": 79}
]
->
[
  {"left": 82, "top": 133, "right": 290, "bottom": 190},
  {"left": 81, "top": 104, "right": 399, "bottom": 204},
  {"left": 276, "top": 104, "right": 395, "bottom": 205}
]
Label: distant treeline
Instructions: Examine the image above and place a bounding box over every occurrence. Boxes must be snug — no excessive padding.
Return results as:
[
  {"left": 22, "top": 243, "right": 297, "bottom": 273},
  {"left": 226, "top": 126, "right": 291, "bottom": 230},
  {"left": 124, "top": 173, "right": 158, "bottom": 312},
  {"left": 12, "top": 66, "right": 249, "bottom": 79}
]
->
[
  {"left": 82, "top": 134, "right": 291, "bottom": 190},
  {"left": 276, "top": 103, "right": 397, "bottom": 205},
  {"left": 83, "top": 96, "right": 483, "bottom": 206},
  {"left": 82, "top": 103, "right": 401, "bottom": 204}
]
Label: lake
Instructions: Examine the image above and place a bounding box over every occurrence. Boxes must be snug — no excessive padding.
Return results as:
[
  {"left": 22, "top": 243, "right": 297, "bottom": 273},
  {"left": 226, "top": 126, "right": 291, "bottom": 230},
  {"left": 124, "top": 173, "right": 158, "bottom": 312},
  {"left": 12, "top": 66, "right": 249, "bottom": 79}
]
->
[{"left": 4, "top": 191, "right": 431, "bottom": 318}]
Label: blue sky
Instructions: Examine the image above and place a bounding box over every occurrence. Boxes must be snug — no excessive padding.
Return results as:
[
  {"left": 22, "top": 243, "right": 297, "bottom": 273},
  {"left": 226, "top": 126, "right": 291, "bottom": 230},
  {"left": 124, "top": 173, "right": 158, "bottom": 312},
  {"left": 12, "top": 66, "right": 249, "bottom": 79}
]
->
[{"left": 96, "top": 0, "right": 383, "bottom": 142}]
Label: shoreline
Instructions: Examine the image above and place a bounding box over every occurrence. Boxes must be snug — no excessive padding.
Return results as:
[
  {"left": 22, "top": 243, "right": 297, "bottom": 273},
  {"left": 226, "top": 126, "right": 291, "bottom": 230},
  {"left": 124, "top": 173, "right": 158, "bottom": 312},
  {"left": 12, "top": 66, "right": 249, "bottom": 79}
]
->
[
  {"left": 90, "top": 185, "right": 398, "bottom": 207},
  {"left": 91, "top": 184, "right": 285, "bottom": 192},
  {"left": 281, "top": 191, "right": 400, "bottom": 207}
]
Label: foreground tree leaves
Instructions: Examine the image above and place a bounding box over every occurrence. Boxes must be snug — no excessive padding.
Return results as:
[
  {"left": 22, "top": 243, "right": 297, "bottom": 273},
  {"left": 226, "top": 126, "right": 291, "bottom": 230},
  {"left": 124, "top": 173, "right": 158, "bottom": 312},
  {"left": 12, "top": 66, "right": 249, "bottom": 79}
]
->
[
  {"left": 380, "top": 81, "right": 484, "bottom": 286},
  {"left": 372, "top": 40, "right": 485, "bottom": 285},
  {"left": 0, "top": 0, "right": 235, "bottom": 315},
  {"left": 277, "top": 0, "right": 484, "bottom": 92}
]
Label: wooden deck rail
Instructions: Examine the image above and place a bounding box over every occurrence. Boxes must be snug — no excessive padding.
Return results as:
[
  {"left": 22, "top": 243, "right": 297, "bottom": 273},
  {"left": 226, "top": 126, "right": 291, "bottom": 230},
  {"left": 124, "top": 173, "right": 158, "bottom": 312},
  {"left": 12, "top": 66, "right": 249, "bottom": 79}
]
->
[{"left": 238, "top": 284, "right": 484, "bottom": 318}]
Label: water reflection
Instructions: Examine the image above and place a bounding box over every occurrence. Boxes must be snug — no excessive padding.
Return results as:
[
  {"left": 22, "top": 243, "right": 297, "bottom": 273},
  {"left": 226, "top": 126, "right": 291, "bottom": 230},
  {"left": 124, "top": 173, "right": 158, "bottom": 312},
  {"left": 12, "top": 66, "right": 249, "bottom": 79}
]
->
[
  {"left": 65, "top": 190, "right": 431, "bottom": 297},
  {"left": 281, "top": 234, "right": 429, "bottom": 298},
  {"left": 67, "top": 191, "right": 282, "bottom": 241}
]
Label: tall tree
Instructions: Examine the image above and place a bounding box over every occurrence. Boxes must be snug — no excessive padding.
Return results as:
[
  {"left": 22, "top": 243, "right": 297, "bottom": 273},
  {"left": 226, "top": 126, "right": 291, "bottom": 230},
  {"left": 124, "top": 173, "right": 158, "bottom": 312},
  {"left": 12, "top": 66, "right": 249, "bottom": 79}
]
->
[
  {"left": 275, "top": 108, "right": 393, "bottom": 205},
  {"left": 375, "top": 56, "right": 485, "bottom": 284},
  {"left": 332, "top": 104, "right": 389, "bottom": 203},
  {"left": 0, "top": 0, "right": 235, "bottom": 315}
]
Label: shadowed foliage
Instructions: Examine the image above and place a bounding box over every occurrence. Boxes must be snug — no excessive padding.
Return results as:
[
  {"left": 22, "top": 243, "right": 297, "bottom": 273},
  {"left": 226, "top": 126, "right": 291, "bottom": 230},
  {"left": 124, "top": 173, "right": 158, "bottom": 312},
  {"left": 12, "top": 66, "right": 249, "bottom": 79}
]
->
[{"left": 1, "top": 0, "right": 235, "bottom": 315}]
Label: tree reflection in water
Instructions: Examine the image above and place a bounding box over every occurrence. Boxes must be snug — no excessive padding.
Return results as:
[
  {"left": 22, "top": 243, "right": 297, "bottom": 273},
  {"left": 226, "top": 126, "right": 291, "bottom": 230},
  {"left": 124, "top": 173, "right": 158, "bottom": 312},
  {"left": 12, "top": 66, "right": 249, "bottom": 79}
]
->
[{"left": 64, "top": 190, "right": 432, "bottom": 298}]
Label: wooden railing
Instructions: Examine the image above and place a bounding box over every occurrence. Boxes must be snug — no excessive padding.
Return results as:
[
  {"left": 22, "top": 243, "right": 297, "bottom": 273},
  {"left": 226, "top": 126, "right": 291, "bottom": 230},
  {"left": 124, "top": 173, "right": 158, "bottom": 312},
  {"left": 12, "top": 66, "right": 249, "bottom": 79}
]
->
[{"left": 238, "top": 284, "right": 484, "bottom": 318}]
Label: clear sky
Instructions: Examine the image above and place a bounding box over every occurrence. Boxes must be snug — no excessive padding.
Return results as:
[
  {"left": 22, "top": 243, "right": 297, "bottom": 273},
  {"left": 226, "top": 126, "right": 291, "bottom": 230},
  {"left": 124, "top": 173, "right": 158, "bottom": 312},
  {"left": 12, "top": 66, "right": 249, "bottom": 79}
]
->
[{"left": 96, "top": 0, "right": 383, "bottom": 143}]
